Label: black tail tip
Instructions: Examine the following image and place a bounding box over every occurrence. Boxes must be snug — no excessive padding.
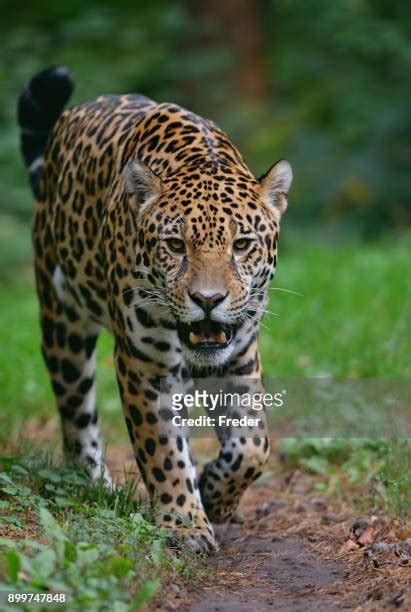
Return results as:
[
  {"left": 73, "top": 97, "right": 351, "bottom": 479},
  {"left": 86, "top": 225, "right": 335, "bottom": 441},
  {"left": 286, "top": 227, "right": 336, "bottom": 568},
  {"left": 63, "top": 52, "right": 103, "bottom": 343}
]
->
[
  {"left": 29, "top": 66, "right": 74, "bottom": 101},
  {"left": 18, "top": 66, "right": 75, "bottom": 131}
]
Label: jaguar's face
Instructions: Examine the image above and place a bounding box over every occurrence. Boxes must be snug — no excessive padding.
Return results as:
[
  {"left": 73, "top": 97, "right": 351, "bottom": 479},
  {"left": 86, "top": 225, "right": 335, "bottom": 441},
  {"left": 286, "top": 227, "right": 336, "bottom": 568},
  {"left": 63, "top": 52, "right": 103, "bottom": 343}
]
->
[
  {"left": 125, "top": 159, "right": 293, "bottom": 367},
  {"left": 157, "top": 215, "right": 274, "bottom": 367}
]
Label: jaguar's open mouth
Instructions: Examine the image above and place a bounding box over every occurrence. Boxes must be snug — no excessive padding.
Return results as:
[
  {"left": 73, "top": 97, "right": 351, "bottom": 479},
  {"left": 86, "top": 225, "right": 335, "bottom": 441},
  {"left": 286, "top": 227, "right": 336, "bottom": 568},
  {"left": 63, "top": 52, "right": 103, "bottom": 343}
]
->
[{"left": 177, "top": 319, "right": 236, "bottom": 350}]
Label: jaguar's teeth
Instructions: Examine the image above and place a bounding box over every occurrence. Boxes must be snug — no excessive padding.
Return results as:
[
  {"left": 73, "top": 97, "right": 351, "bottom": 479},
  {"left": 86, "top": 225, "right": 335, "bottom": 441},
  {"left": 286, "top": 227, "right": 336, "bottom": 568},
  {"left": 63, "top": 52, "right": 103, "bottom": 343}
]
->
[
  {"left": 189, "top": 331, "right": 199, "bottom": 344},
  {"left": 214, "top": 330, "right": 226, "bottom": 344},
  {"left": 189, "top": 329, "right": 227, "bottom": 345}
]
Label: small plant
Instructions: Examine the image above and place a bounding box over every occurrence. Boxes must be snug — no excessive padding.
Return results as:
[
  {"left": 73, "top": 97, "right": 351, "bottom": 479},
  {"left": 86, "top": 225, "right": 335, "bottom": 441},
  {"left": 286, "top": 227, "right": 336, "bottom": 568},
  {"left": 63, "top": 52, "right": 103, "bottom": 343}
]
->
[
  {"left": 378, "top": 439, "right": 411, "bottom": 518},
  {"left": 278, "top": 437, "right": 410, "bottom": 517},
  {"left": 0, "top": 454, "right": 201, "bottom": 610},
  {"left": 0, "top": 507, "right": 161, "bottom": 610}
]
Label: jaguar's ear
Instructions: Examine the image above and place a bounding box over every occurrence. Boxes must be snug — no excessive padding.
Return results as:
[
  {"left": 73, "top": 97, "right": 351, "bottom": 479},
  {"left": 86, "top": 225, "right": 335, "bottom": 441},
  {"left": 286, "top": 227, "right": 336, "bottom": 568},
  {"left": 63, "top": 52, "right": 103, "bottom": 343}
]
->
[
  {"left": 259, "top": 160, "right": 293, "bottom": 216},
  {"left": 124, "top": 158, "right": 163, "bottom": 213}
]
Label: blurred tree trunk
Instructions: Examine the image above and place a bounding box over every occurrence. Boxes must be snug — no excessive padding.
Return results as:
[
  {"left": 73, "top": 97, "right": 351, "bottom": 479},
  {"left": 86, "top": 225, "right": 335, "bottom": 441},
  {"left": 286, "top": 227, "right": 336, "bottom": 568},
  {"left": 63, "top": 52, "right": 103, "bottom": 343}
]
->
[{"left": 187, "top": 0, "right": 270, "bottom": 107}]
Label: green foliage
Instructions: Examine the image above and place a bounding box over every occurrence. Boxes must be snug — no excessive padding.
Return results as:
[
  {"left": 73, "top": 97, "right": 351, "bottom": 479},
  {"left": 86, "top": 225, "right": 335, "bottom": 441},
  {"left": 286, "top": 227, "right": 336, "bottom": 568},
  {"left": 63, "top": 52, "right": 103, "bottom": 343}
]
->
[
  {"left": 263, "top": 0, "right": 411, "bottom": 235},
  {"left": 278, "top": 437, "right": 410, "bottom": 517},
  {"left": 0, "top": 510, "right": 161, "bottom": 610},
  {"left": 0, "top": 454, "right": 200, "bottom": 610},
  {"left": 1, "top": 0, "right": 411, "bottom": 275},
  {"left": 379, "top": 439, "right": 411, "bottom": 517}
]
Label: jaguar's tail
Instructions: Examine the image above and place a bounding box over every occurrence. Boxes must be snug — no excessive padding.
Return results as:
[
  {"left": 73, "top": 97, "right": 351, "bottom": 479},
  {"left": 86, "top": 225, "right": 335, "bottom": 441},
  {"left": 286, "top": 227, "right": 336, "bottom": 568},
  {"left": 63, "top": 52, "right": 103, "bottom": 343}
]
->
[{"left": 17, "top": 66, "right": 74, "bottom": 199}]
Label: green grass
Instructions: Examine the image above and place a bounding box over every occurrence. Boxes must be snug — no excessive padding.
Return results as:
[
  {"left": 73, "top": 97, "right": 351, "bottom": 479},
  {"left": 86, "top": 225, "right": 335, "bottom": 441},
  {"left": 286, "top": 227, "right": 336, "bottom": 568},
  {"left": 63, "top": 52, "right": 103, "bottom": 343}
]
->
[
  {"left": 278, "top": 437, "right": 411, "bottom": 518},
  {"left": 261, "top": 232, "right": 411, "bottom": 378},
  {"left": 0, "top": 454, "right": 202, "bottom": 610},
  {"left": 0, "top": 279, "right": 119, "bottom": 444}
]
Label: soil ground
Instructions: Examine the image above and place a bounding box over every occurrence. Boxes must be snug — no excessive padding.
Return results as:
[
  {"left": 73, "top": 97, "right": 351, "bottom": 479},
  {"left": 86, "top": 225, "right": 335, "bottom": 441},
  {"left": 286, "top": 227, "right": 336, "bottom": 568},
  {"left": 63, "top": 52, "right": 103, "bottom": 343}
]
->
[
  {"left": 182, "top": 480, "right": 410, "bottom": 612},
  {"left": 104, "top": 444, "right": 411, "bottom": 612}
]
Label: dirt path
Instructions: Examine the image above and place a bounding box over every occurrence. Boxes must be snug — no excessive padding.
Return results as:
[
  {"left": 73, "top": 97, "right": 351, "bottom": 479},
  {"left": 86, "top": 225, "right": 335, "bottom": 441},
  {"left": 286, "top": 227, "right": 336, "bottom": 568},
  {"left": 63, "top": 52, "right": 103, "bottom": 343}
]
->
[
  {"left": 146, "top": 467, "right": 411, "bottom": 611},
  {"left": 189, "top": 531, "right": 346, "bottom": 611},
  {"left": 105, "top": 444, "right": 411, "bottom": 610}
]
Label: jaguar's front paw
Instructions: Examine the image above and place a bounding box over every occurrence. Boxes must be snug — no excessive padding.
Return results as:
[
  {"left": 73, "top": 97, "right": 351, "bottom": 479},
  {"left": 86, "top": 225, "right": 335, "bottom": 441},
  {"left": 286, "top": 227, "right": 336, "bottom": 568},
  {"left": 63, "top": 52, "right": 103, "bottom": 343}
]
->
[
  {"left": 156, "top": 510, "right": 218, "bottom": 554},
  {"left": 166, "top": 526, "right": 219, "bottom": 554}
]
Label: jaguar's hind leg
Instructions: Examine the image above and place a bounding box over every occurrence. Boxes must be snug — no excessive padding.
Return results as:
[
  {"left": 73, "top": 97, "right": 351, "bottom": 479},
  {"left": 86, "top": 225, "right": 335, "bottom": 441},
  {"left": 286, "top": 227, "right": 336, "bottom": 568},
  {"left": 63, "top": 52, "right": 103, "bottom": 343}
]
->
[{"left": 36, "top": 262, "right": 111, "bottom": 484}]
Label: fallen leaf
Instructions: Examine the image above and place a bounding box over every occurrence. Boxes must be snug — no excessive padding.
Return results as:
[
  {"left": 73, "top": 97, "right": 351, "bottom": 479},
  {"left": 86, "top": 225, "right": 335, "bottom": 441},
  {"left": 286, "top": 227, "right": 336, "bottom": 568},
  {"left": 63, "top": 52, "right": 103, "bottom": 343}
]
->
[
  {"left": 344, "top": 538, "right": 360, "bottom": 551},
  {"left": 358, "top": 525, "right": 376, "bottom": 546}
]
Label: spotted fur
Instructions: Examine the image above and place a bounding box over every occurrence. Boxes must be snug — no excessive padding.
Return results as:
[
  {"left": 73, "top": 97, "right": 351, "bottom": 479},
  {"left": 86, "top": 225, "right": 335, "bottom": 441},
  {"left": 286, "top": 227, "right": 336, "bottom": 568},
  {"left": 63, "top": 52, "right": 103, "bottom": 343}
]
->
[{"left": 18, "top": 67, "right": 293, "bottom": 553}]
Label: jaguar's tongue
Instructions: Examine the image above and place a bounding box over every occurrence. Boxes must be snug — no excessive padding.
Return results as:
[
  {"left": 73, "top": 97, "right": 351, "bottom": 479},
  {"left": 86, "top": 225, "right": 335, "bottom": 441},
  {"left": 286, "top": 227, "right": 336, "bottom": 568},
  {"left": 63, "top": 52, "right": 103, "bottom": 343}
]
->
[{"left": 188, "top": 320, "right": 227, "bottom": 346}]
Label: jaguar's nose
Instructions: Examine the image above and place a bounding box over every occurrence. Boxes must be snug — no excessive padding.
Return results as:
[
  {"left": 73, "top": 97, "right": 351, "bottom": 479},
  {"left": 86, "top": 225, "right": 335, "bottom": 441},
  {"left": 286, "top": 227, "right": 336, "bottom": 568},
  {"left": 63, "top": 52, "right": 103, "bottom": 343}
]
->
[{"left": 189, "top": 291, "right": 227, "bottom": 315}]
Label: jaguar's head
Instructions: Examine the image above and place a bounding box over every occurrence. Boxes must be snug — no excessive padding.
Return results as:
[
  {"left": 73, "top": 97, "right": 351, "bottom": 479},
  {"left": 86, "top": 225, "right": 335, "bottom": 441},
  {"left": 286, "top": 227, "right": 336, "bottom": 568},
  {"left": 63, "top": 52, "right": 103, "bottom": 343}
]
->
[{"left": 125, "top": 158, "right": 292, "bottom": 367}]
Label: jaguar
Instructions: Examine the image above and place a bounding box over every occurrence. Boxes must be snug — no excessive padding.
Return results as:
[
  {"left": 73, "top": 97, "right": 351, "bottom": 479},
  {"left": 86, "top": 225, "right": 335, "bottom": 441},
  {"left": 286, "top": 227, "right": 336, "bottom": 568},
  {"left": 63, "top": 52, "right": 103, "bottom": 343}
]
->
[{"left": 18, "top": 67, "right": 293, "bottom": 553}]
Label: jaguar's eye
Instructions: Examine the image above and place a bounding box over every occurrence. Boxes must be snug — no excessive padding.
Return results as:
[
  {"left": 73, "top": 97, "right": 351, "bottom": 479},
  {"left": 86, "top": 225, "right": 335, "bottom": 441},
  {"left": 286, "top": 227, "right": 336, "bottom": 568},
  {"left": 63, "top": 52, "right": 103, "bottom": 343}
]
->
[
  {"left": 165, "top": 237, "right": 185, "bottom": 255},
  {"left": 233, "top": 237, "right": 253, "bottom": 253}
]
